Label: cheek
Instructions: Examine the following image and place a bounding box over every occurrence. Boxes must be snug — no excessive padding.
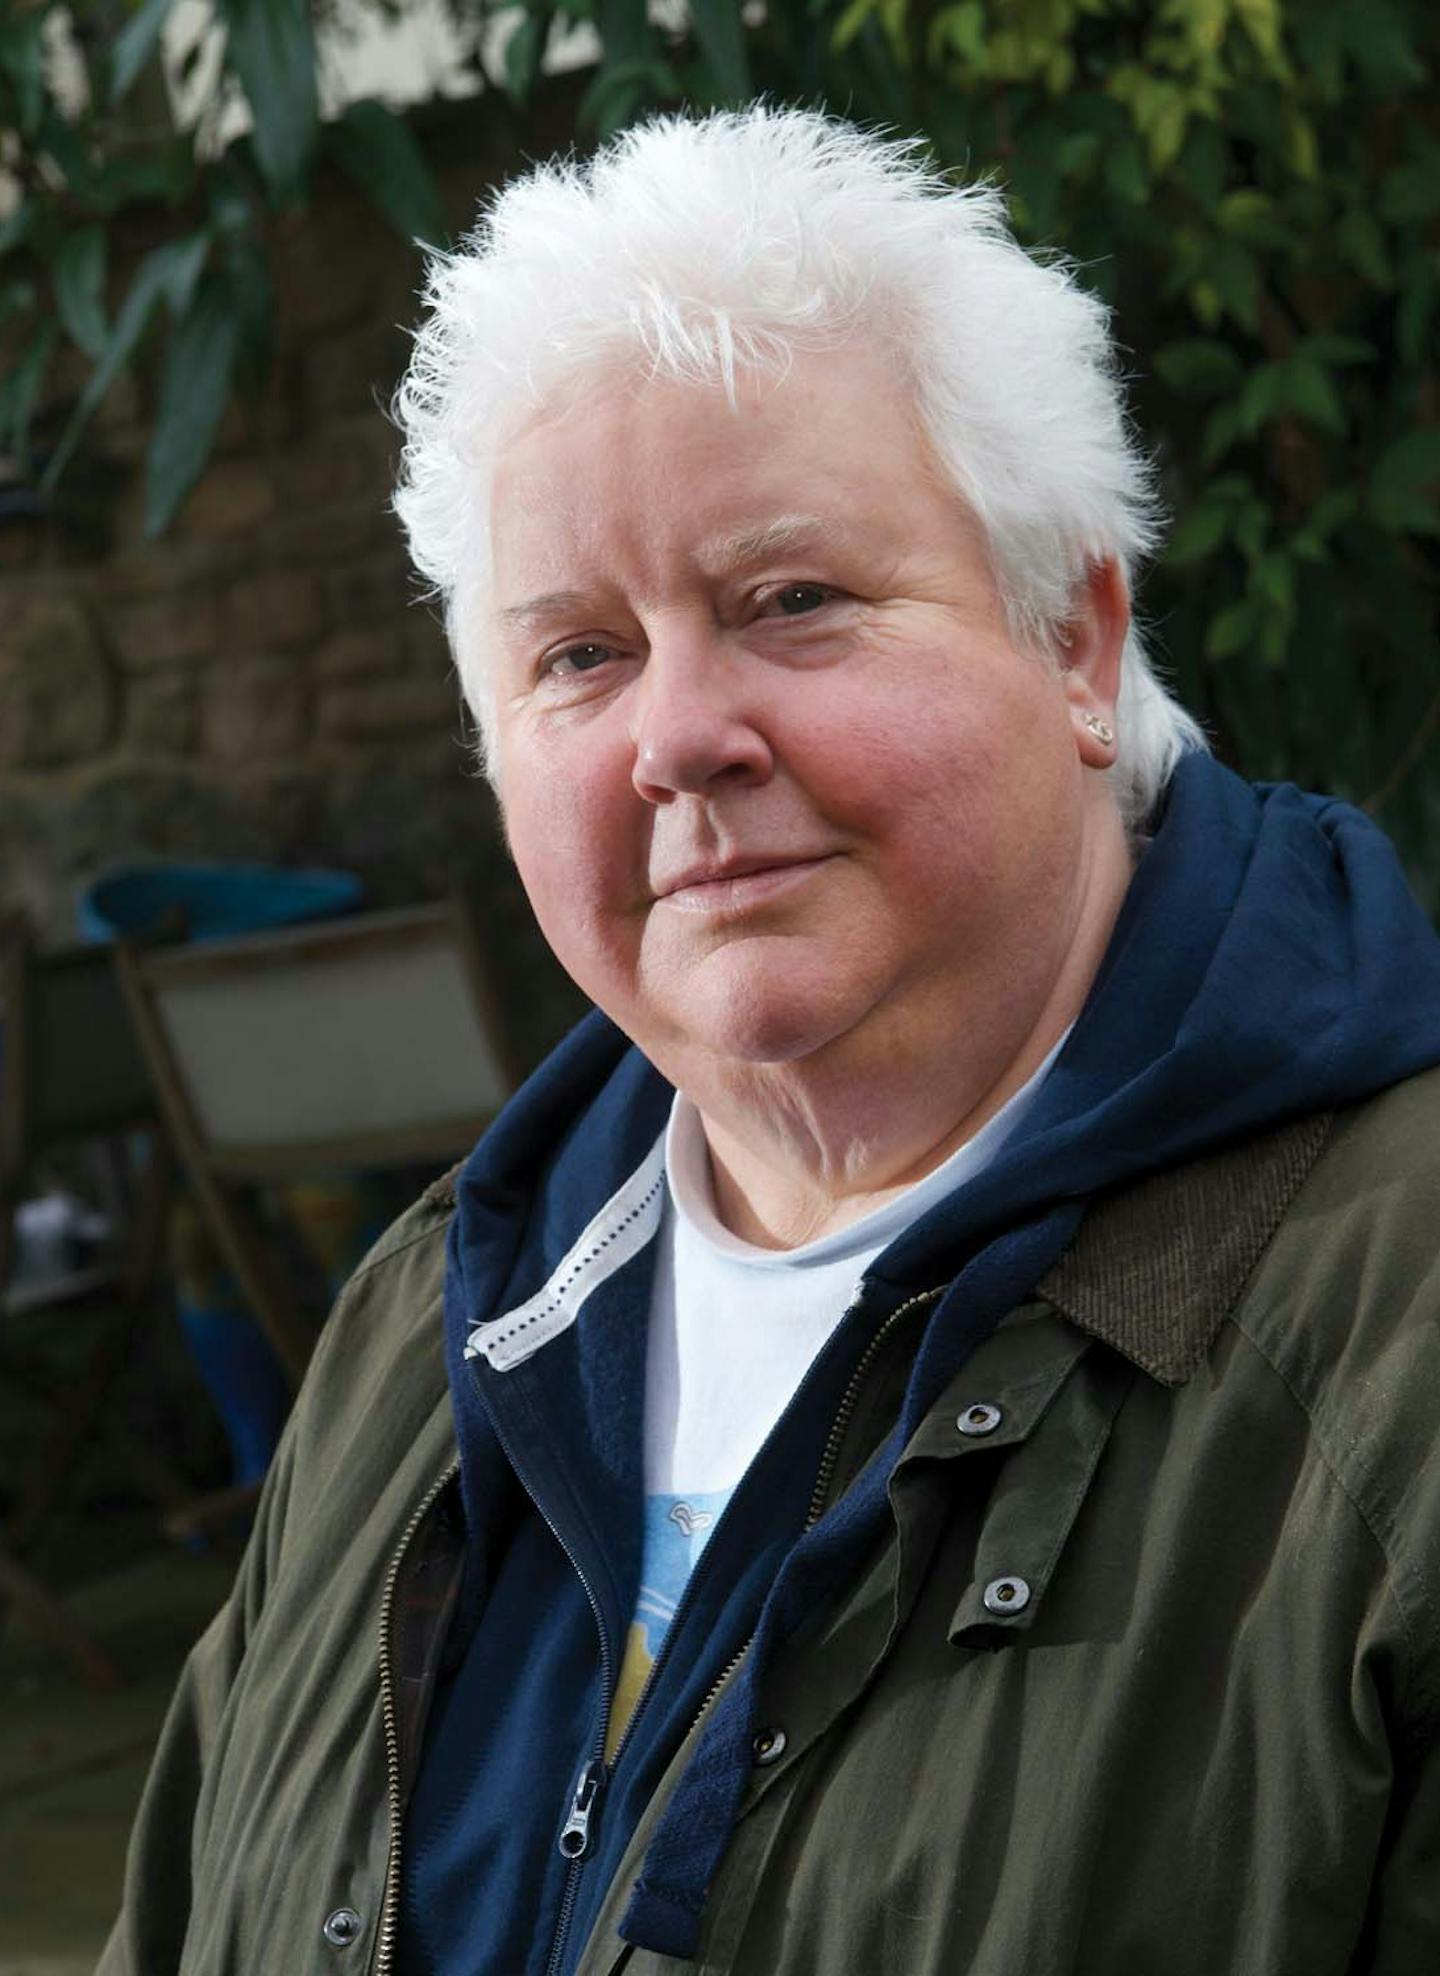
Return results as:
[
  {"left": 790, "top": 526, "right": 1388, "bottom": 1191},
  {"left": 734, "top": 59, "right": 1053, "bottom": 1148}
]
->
[{"left": 499, "top": 742, "right": 642, "bottom": 960}]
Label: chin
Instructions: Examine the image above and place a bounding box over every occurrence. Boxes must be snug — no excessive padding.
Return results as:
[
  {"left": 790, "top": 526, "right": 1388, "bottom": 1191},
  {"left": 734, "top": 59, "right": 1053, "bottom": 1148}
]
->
[{"left": 670, "top": 972, "right": 866, "bottom": 1068}]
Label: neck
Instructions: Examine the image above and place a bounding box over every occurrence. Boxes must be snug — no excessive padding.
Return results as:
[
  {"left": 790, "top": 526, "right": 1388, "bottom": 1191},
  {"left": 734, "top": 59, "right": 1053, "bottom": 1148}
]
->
[{"left": 685, "top": 828, "right": 1134, "bottom": 1251}]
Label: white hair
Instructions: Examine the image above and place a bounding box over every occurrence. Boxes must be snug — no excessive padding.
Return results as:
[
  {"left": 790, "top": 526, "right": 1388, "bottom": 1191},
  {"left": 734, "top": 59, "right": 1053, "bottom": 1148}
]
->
[{"left": 393, "top": 104, "right": 1206, "bottom": 824}]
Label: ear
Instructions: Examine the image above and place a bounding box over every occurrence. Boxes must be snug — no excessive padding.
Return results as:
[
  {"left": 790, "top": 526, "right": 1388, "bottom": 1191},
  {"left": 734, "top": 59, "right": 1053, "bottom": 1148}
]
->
[{"left": 1057, "top": 558, "right": 1128, "bottom": 770}]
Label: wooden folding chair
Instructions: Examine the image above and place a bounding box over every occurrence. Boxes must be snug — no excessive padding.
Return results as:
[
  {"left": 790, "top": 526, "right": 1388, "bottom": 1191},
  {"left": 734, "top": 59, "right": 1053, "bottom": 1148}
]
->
[{"left": 114, "top": 899, "right": 518, "bottom": 1395}]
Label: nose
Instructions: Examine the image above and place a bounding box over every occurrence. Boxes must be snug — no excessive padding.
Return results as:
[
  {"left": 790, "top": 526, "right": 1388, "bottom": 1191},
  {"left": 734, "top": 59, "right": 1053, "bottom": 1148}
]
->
[{"left": 629, "top": 627, "right": 773, "bottom": 803}]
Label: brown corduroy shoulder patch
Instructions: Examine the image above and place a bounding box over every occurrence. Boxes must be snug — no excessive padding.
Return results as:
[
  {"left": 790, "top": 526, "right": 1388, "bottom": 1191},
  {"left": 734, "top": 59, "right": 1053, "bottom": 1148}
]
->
[{"left": 1040, "top": 1111, "right": 1335, "bottom": 1386}]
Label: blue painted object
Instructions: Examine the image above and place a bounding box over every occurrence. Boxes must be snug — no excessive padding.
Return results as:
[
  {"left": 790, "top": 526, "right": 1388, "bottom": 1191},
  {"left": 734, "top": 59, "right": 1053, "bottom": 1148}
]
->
[{"left": 78, "top": 861, "right": 363, "bottom": 947}]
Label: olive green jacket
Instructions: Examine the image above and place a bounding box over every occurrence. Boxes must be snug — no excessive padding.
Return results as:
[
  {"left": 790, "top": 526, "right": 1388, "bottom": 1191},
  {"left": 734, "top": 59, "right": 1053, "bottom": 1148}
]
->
[{"left": 101, "top": 1067, "right": 1440, "bottom": 1976}]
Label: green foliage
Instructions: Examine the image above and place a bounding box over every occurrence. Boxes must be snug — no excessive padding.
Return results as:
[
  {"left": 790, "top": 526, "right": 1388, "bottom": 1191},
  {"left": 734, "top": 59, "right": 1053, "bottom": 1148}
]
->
[
  {"left": 493, "top": 0, "right": 1440, "bottom": 897},
  {"left": 0, "top": 0, "right": 446, "bottom": 532},
  {"left": 1, "top": 0, "right": 1434, "bottom": 893}
]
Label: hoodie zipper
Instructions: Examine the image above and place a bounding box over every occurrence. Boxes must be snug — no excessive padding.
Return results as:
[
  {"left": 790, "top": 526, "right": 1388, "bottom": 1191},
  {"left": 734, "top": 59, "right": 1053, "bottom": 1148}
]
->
[
  {"left": 373, "top": 1281, "right": 946, "bottom": 1976},
  {"left": 553, "top": 1279, "right": 948, "bottom": 1976},
  {"left": 371, "top": 1459, "right": 462, "bottom": 1976}
]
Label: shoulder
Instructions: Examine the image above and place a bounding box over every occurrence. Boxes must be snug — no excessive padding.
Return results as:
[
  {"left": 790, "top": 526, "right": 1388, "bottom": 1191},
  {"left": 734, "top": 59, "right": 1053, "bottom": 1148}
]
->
[
  {"left": 1235, "top": 1064, "right": 1440, "bottom": 1714},
  {"left": 281, "top": 1175, "right": 458, "bottom": 1476},
  {"left": 1239, "top": 1065, "right": 1440, "bottom": 1388}
]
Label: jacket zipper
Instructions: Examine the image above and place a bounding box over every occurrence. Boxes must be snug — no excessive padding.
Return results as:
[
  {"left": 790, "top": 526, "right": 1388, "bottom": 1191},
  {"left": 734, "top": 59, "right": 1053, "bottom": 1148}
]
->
[
  {"left": 546, "top": 1288, "right": 944, "bottom": 1976},
  {"left": 675, "top": 1282, "right": 948, "bottom": 1753},
  {"left": 468, "top": 1406, "right": 619, "bottom": 1976},
  {"left": 373, "top": 1282, "right": 946, "bottom": 1976},
  {"left": 371, "top": 1459, "right": 462, "bottom": 1976}
]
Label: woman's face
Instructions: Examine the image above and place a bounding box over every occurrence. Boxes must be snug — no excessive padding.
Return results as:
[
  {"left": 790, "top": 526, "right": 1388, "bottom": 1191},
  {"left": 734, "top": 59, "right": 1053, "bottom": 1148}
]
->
[{"left": 485, "top": 345, "right": 1127, "bottom": 1102}]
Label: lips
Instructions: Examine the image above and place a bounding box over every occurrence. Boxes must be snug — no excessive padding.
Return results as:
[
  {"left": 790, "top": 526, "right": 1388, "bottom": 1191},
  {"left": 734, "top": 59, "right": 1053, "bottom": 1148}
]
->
[{"left": 650, "top": 852, "right": 840, "bottom": 913}]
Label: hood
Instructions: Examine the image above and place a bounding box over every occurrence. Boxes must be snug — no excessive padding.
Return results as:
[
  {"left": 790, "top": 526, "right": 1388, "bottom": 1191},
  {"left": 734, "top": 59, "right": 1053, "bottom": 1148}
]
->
[{"left": 446, "top": 752, "right": 1440, "bottom": 1959}]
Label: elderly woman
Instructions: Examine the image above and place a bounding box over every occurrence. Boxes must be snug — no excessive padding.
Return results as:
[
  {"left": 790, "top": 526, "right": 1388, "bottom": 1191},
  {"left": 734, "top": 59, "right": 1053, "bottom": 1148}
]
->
[{"left": 104, "top": 110, "right": 1440, "bottom": 1976}]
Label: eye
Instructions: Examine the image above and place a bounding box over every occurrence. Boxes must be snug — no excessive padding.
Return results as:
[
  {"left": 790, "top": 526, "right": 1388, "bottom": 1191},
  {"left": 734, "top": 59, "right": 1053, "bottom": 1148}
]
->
[
  {"left": 545, "top": 641, "right": 615, "bottom": 677},
  {"left": 763, "top": 583, "right": 835, "bottom": 617}
]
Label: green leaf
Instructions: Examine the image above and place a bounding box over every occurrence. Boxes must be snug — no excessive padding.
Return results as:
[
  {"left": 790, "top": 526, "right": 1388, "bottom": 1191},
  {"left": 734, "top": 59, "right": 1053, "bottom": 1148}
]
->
[
  {"left": 1233, "top": 499, "right": 1270, "bottom": 562},
  {"left": 579, "top": 57, "right": 677, "bottom": 136},
  {"left": 1280, "top": 355, "right": 1346, "bottom": 435},
  {"left": 1166, "top": 497, "right": 1232, "bottom": 567},
  {"left": 1103, "top": 138, "right": 1147, "bottom": 206},
  {"left": 1396, "top": 259, "right": 1435, "bottom": 371},
  {"left": 1173, "top": 120, "right": 1226, "bottom": 210},
  {"left": 218, "top": 0, "right": 318, "bottom": 206},
  {"left": 1300, "top": 333, "right": 1375, "bottom": 369},
  {"left": 53, "top": 225, "right": 109, "bottom": 360},
  {"left": 502, "top": 8, "right": 552, "bottom": 105},
  {"left": 0, "top": 320, "right": 56, "bottom": 463},
  {"left": 1252, "top": 550, "right": 1295, "bottom": 614},
  {"left": 689, "top": 0, "right": 751, "bottom": 100},
  {"left": 0, "top": 203, "right": 31, "bottom": 258},
  {"left": 1237, "top": 362, "right": 1285, "bottom": 436},
  {"left": 327, "top": 100, "right": 447, "bottom": 249},
  {"left": 1153, "top": 338, "right": 1242, "bottom": 397},
  {"left": 1209, "top": 240, "right": 1260, "bottom": 332},
  {"left": 1379, "top": 164, "right": 1440, "bottom": 226},
  {"left": 597, "top": 0, "right": 653, "bottom": 65},
  {"left": 0, "top": 276, "right": 36, "bottom": 333},
  {"left": 110, "top": 0, "right": 179, "bottom": 104},
  {"left": 144, "top": 272, "right": 243, "bottom": 535},
  {"left": 1370, "top": 431, "right": 1440, "bottom": 534},
  {"left": 1200, "top": 400, "right": 1245, "bottom": 466},
  {"left": 0, "top": 8, "right": 46, "bottom": 137},
  {"left": 931, "top": 1, "right": 985, "bottom": 66},
  {"left": 1216, "top": 190, "right": 1290, "bottom": 251},
  {"left": 1206, "top": 599, "right": 1258, "bottom": 661},
  {"left": 222, "top": 229, "right": 273, "bottom": 380},
  {"left": 42, "top": 230, "right": 210, "bottom": 491},
  {"left": 38, "top": 109, "right": 94, "bottom": 194},
  {"left": 1336, "top": 210, "right": 1392, "bottom": 288}
]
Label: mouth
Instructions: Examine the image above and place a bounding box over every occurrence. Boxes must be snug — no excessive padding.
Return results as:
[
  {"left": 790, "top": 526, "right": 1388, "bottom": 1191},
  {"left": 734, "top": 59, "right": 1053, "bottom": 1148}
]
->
[{"left": 653, "top": 853, "right": 837, "bottom": 913}]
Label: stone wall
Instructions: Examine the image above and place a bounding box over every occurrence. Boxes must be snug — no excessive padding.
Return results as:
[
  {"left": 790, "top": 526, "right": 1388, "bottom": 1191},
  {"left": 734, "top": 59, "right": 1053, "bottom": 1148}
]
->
[{"left": 0, "top": 97, "right": 585, "bottom": 1067}]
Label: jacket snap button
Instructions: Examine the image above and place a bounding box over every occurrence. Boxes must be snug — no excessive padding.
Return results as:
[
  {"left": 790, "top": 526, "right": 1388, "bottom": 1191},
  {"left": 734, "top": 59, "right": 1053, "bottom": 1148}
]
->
[
  {"left": 752, "top": 1727, "right": 787, "bottom": 1766},
  {"left": 322, "top": 1908, "right": 363, "bottom": 1948},
  {"left": 982, "top": 1575, "right": 1031, "bottom": 1615},
  {"left": 957, "top": 1402, "right": 1003, "bottom": 1437}
]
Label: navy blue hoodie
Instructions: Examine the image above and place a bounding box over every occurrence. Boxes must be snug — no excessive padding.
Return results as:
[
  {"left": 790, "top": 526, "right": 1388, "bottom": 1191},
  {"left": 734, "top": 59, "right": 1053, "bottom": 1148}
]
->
[{"left": 397, "top": 755, "right": 1440, "bottom": 1975}]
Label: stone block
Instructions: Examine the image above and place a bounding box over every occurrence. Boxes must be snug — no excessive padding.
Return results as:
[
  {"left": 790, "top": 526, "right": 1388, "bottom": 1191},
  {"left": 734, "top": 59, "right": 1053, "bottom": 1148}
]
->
[
  {"left": 126, "top": 667, "right": 198, "bottom": 756},
  {"left": 111, "top": 591, "right": 220, "bottom": 669},
  {"left": 403, "top": 608, "right": 451, "bottom": 669},
  {"left": 324, "top": 553, "right": 415, "bottom": 628},
  {"left": 223, "top": 569, "right": 326, "bottom": 654},
  {"left": 317, "top": 675, "right": 457, "bottom": 742},
  {"left": 177, "top": 460, "right": 277, "bottom": 538},
  {"left": 274, "top": 198, "right": 390, "bottom": 337},
  {"left": 104, "top": 533, "right": 246, "bottom": 602},
  {"left": 258, "top": 502, "right": 389, "bottom": 570},
  {"left": 301, "top": 322, "right": 410, "bottom": 423},
  {"left": 203, "top": 658, "right": 310, "bottom": 760},
  {"left": 0, "top": 592, "right": 117, "bottom": 769},
  {"left": 279, "top": 419, "right": 395, "bottom": 512},
  {"left": 311, "top": 628, "right": 397, "bottom": 681}
]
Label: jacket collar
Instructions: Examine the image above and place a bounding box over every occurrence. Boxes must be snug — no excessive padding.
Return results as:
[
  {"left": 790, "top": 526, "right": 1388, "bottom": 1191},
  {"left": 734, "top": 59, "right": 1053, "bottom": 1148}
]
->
[{"left": 1040, "top": 1109, "right": 1334, "bottom": 1385}]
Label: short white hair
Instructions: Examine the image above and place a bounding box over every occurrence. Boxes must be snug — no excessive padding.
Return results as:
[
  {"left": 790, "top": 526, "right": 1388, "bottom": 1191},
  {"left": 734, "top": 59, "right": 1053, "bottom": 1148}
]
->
[{"left": 393, "top": 104, "right": 1206, "bottom": 824}]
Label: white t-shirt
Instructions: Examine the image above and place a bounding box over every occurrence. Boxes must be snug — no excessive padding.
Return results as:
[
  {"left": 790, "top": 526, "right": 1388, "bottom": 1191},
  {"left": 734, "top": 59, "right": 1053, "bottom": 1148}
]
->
[{"left": 603, "top": 1042, "right": 1064, "bottom": 1754}]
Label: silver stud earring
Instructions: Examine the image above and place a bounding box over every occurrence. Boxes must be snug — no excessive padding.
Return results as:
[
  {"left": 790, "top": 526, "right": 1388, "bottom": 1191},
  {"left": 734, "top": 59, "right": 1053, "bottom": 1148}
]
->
[{"left": 1082, "top": 714, "right": 1115, "bottom": 747}]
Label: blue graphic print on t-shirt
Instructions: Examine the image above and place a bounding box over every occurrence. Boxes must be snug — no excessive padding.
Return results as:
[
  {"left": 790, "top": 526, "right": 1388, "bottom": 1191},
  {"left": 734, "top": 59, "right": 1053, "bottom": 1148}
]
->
[{"left": 606, "top": 1488, "right": 731, "bottom": 1757}]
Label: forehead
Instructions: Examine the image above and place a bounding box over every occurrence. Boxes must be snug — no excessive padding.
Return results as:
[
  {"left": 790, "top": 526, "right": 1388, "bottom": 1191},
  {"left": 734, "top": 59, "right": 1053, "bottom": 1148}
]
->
[{"left": 487, "top": 344, "right": 944, "bottom": 593}]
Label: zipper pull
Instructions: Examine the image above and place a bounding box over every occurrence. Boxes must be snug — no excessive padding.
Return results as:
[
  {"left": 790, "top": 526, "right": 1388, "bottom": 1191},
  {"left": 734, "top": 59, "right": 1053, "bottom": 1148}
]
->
[{"left": 558, "top": 1760, "right": 606, "bottom": 1861}]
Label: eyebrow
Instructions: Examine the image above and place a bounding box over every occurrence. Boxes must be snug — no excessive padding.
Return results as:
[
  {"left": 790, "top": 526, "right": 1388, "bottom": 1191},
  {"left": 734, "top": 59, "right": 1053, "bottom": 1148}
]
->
[
  {"left": 496, "top": 515, "right": 853, "bottom": 632},
  {"left": 700, "top": 514, "right": 849, "bottom": 568},
  {"left": 497, "top": 588, "right": 594, "bottom": 634}
]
